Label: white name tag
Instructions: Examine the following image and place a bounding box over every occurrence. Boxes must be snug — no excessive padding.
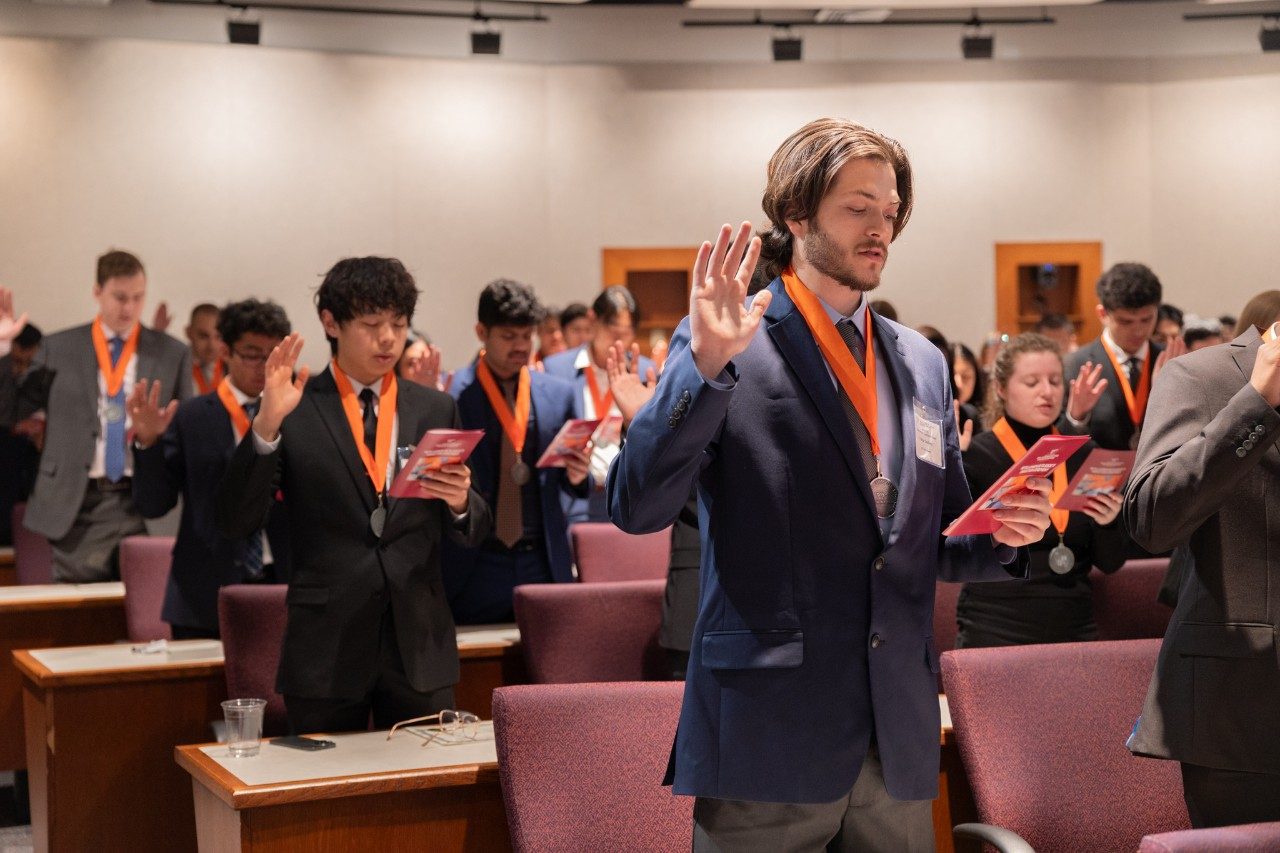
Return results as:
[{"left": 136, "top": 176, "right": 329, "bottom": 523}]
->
[{"left": 914, "top": 398, "right": 945, "bottom": 468}]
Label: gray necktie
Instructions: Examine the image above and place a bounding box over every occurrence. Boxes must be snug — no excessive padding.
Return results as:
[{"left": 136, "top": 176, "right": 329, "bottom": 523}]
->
[
  {"left": 833, "top": 319, "right": 878, "bottom": 486},
  {"left": 1127, "top": 356, "right": 1142, "bottom": 390}
]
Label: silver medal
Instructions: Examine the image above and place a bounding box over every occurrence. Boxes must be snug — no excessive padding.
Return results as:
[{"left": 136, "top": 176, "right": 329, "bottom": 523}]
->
[
  {"left": 105, "top": 402, "right": 126, "bottom": 424},
  {"left": 510, "top": 461, "right": 532, "bottom": 486},
  {"left": 1049, "top": 543, "right": 1075, "bottom": 575},
  {"left": 370, "top": 504, "right": 387, "bottom": 538},
  {"left": 870, "top": 476, "right": 898, "bottom": 520}
]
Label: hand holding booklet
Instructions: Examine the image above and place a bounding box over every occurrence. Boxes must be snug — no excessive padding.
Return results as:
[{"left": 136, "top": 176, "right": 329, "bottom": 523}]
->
[
  {"left": 535, "top": 415, "right": 623, "bottom": 468},
  {"left": 389, "top": 429, "right": 484, "bottom": 498},
  {"left": 1054, "top": 448, "right": 1135, "bottom": 511},
  {"left": 943, "top": 434, "right": 1089, "bottom": 537}
]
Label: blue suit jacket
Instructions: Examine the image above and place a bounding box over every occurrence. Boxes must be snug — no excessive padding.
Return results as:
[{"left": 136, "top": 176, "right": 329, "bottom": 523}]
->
[
  {"left": 607, "top": 278, "right": 1024, "bottom": 804},
  {"left": 445, "top": 367, "right": 583, "bottom": 592},
  {"left": 132, "top": 392, "right": 290, "bottom": 632}
]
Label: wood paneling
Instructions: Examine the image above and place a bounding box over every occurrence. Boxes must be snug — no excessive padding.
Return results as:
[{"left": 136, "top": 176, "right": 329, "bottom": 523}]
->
[
  {"left": 994, "top": 242, "right": 1103, "bottom": 343},
  {"left": 601, "top": 247, "right": 698, "bottom": 356}
]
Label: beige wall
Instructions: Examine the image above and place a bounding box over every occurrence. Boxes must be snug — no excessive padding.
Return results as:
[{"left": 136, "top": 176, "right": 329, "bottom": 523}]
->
[{"left": 1, "top": 35, "right": 1277, "bottom": 369}]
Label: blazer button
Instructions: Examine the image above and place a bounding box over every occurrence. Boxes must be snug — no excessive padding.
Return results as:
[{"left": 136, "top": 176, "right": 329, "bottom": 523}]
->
[
  {"left": 1244, "top": 439, "right": 1255, "bottom": 451},
  {"left": 873, "top": 556, "right": 886, "bottom": 571},
  {"left": 870, "top": 633, "right": 883, "bottom": 649},
  {"left": 1255, "top": 425, "right": 1266, "bottom": 436},
  {"left": 1237, "top": 447, "right": 1248, "bottom": 458},
  {"left": 668, "top": 418, "right": 679, "bottom": 429}
]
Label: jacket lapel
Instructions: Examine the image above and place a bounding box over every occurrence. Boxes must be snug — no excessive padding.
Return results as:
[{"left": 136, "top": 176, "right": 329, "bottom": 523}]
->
[
  {"left": 384, "top": 383, "right": 423, "bottom": 524},
  {"left": 134, "top": 328, "right": 159, "bottom": 390},
  {"left": 1230, "top": 327, "right": 1262, "bottom": 382},
  {"left": 873, "top": 316, "right": 918, "bottom": 546},
  {"left": 307, "top": 368, "right": 376, "bottom": 513}
]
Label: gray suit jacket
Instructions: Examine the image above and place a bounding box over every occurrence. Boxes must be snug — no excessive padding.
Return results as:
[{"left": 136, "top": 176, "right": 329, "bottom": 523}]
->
[
  {"left": 23, "top": 322, "right": 190, "bottom": 541},
  {"left": 1124, "top": 328, "right": 1280, "bottom": 773}
]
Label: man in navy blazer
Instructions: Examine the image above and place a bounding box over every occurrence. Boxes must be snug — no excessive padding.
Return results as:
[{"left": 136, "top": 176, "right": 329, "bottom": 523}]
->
[
  {"left": 444, "top": 280, "right": 590, "bottom": 624},
  {"left": 130, "top": 299, "right": 293, "bottom": 639},
  {"left": 608, "top": 119, "right": 1051, "bottom": 851}
]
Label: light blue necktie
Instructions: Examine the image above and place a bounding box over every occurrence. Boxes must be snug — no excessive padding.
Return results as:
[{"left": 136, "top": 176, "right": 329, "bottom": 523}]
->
[{"left": 104, "top": 336, "right": 126, "bottom": 482}]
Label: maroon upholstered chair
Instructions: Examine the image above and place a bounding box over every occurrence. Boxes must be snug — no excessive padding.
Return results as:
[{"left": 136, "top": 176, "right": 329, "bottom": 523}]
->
[
  {"left": 1090, "top": 558, "right": 1174, "bottom": 641},
  {"left": 513, "top": 579, "right": 667, "bottom": 683},
  {"left": 571, "top": 522, "right": 672, "bottom": 583},
  {"left": 11, "top": 502, "right": 53, "bottom": 585},
  {"left": 940, "top": 639, "right": 1189, "bottom": 852},
  {"left": 1139, "top": 822, "right": 1280, "bottom": 852},
  {"left": 119, "top": 535, "right": 175, "bottom": 641},
  {"left": 493, "top": 681, "right": 691, "bottom": 853},
  {"left": 218, "top": 584, "right": 289, "bottom": 737},
  {"left": 932, "top": 580, "right": 962, "bottom": 691}
]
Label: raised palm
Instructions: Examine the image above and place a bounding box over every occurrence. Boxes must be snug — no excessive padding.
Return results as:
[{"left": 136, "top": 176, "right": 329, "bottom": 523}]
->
[
  {"left": 0, "top": 287, "right": 28, "bottom": 343},
  {"left": 256, "top": 332, "right": 310, "bottom": 440},
  {"left": 1067, "top": 361, "right": 1109, "bottom": 420},
  {"left": 689, "top": 221, "right": 772, "bottom": 379},
  {"left": 126, "top": 380, "right": 178, "bottom": 448}
]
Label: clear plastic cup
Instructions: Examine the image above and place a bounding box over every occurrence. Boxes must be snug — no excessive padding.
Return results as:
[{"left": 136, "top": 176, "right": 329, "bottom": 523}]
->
[{"left": 221, "top": 698, "right": 267, "bottom": 757}]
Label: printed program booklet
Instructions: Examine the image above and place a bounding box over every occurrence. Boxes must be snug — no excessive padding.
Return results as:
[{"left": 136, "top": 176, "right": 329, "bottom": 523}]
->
[
  {"left": 535, "top": 415, "right": 623, "bottom": 468},
  {"left": 1054, "top": 448, "right": 1136, "bottom": 511},
  {"left": 943, "top": 434, "right": 1089, "bottom": 536},
  {"left": 389, "top": 429, "right": 484, "bottom": 498}
]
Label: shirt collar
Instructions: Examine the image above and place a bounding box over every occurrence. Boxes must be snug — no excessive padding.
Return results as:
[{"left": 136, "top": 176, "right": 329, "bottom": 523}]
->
[
  {"left": 225, "top": 379, "right": 258, "bottom": 406},
  {"left": 816, "top": 291, "right": 869, "bottom": 336},
  {"left": 331, "top": 364, "right": 383, "bottom": 397},
  {"left": 573, "top": 346, "right": 591, "bottom": 372},
  {"left": 1101, "top": 328, "right": 1149, "bottom": 363}
]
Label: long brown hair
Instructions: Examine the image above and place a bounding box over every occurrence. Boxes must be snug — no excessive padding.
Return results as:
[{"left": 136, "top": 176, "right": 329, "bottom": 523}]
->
[
  {"left": 1235, "top": 290, "right": 1280, "bottom": 338},
  {"left": 982, "top": 333, "right": 1063, "bottom": 429}
]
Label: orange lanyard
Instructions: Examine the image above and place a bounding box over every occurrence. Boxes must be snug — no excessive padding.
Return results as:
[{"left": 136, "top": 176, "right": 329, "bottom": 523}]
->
[
  {"left": 992, "top": 417, "right": 1068, "bottom": 535},
  {"left": 475, "top": 356, "right": 531, "bottom": 454},
  {"left": 781, "top": 267, "right": 880, "bottom": 457},
  {"left": 583, "top": 365, "right": 613, "bottom": 418},
  {"left": 91, "top": 318, "right": 140, "bottom": 396},
  {"left": 331, "top": 360, "right": 397, "bottom": 492},
  {"left": 193, "top": 361, "right": 225, "bottom": 395},
  {"left": 215, "top": 378, "right": 252, "bottom": 440},
  {"left": 1101, "top": 339, "right": 1151, "bottom": 429}
]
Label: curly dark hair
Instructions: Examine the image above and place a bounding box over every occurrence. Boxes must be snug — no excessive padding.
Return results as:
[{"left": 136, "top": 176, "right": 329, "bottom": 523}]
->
[
  {"left": 478, "top": 278, "right": 545, "bottom": 327},
  {"left": 217, "top": 299, "right": 291, "bottom": 348},
  {"left": 1096, "top": 263, "right": 1162, "bottom": 312},
  {"left": 315, "top": 257, "right": 419, "bottom": 353}
]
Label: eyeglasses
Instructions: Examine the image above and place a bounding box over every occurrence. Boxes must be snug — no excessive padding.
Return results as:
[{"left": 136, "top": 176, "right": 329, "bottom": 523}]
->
[
  {"left": 386, "top": 709, "right": 482, "bottom": 747},
  {"left": 231, "top": 348, "right": 269, "bottom": 365}
]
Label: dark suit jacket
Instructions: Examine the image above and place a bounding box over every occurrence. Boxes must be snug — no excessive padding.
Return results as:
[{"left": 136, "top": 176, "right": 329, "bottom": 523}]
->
[
  {"left": 1124, "top": 329, "right": 1280, "bottom": 773},
  {"left": 444, "top": 367, "right": 583, "bottom": 589},
  {"left": 0, "top": 356, "right": 52, "bottom": 430},
  {"left": 133, "top": 392, "right": 291, "bottom": 633},
  {"left": 1064, "top": 337, "right": 1164, "bottom": 451},
  {"left": 216, "top": 369, "right": 491, "bottom": 700},
  {"left": 658, "top": 493, "right": 701, "bottom": 654},
  {"left": 24, "top": 322, "right": 191, "bottom": 540},
  {"left": 608, "top": 278, "right": 1024, "bottom": 804}
]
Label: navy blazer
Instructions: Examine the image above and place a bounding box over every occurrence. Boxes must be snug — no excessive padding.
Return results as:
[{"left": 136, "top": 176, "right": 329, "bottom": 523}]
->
[
  {"left": 133, "top": 392, "right": 291, "bottom": 632},
  {"left": 608, "top": 278, "right": 1023, "bottom": 804},
  {"left": 444, "top": 368, "right": 583, "bottom": 589}
]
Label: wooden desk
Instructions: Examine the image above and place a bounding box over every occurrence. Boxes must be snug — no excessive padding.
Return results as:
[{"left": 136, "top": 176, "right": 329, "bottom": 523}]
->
[
  {"left": 16, "top": 640, "right": 228, "bottom": 853},
  {"left": 0, "top": 582, "right": 128, "bottom": 771},
  {"left": 0, "top": 547, "right": 15, "bottom": 586},
  {"left": 177, "top": 723, "right": 510, "bottom": 852},
  {"left": 934, "top": 695, "right": 980, "bottom": 853},
  {"left": 454, "top": 625, "right": 526, "bottom": 719}
]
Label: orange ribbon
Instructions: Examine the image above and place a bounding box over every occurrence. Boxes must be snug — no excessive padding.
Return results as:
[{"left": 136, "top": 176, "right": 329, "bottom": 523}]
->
[
  {"left": 91, "top": 318, "right": 140, "bottom": 396},
  {"left": 193, "top": 361, "right": 225, "bottom": 395},
  {"left": 331, "top": 360, "right": 398, "bottom": 493},
  {"left": 583, "top": 365, "right": 613, "bottom": 418},
  {"left": 781, "top": 267, "right": 881, "bottom": 458},
  {"left": 991, "top": 417, "right": 1068, "bottom": 535},
  {"left": 475, "top": 355, "right": 531, "bottom": 455},
  {"left": 215, "top": 378, "right": 253, "bottom": 440},
  {"left": 1101, "top": 340, "right": 1152, "bottom": 430}
]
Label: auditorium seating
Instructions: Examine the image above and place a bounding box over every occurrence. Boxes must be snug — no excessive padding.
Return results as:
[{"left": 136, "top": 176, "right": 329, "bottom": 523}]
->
[
  {"left": 11, "top": 502, "right": 53, "bottom": 585},
  {"left": 513, "top": 579, "right": 667, "bottom": 683},
  {"left": 1090, "top": 558, "right": 1174, "bottom": 641},
  {"left": 218, "top": 584, "right": 289, "bottom": 737},
  {"left": 940, "top": 638, "right": 1189, "bottom": 851},
  {"left": 493, "top": 681, "right": 690, "bottom": 853},
  {"left": 119, "top": 535, "right": 175, "bottom": 642},
  {"left": 1139, "top": 821, "right": 1280, "bottom": 852},
  {"left": 933, "top": 581, "right": 962, "bottom": 656},
  {"left": 570, "top": 522, "right": 671, "bottom": 583}
]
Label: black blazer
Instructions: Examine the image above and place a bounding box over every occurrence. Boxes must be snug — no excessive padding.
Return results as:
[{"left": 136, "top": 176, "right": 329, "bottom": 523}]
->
[
  {"left": 132, "top": 392, "right": 291, "bottom": 633},
  {"left": 216, "top": 369, "right": 491, "bottom": 700},
  {"left": 1064, "top": 337, "right": 1164, "bottom": 451}
]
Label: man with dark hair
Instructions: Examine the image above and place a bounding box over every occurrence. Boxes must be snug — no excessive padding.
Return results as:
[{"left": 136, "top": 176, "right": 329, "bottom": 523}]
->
[
  {"left": 443, "top": 279, "right": 589, "bottom": 623},
  {"left": 0, "top": 308, "right": 52, "bottom": 545},
  {"left": 559, "top": 302, "right": 593, "bottom": 350},
  {"left": 24, "top": 250, "right": 191, "bottom": 582},
  {"left": 536, "top": 306, "right": 566, "bottom": 362},
  {"left": 218, "top": 257, "right": 491, "bottom": 734},
  {"left": 1154, "top": 303, "right": 1185, "bottom": 349},
  {"left": 1184, "top": 323, "right": 1224, "bottom": 352},
  {"left": 129, "top": 299, "right": 293, "bottom": 639},
  {"left": 185, "top": 303, "right": 225, "bottom": 395},
  {"left": 544, "top": 285, "right": 655, "bottom": 522},
  {"left": 1034, "top": 312, "right": 1077, "bottom": 354}
]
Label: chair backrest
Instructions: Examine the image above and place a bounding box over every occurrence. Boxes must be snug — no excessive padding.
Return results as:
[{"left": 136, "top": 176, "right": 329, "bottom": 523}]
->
[
  {"left": 940, "top": 639, "right": 1189, "bottom": 852},
  {"left": 218, "top": 584, "right": 288, "bottom": 737},
  {"left": 933, "top": 581, "right": 962, "bottom": 655},
  {"left": 118, "top": 535, "right": 174, "bottom": 641},
  {"left": 571, "top": 522, "right": 672, "bottom": 583},
  {"left": 513, "top": 579, "right": 667, "bottom": 683},
  {"left": 11, "top": 502, "right": 53, "bottom": 585},
  {"left": 1091, "top": 559, "right": 1174, "bottom": 641},
  {"left": 493, "top": 681, "right": 691, "bottom": 853},
  {"left": 1140, "top": 822, "right": 1280, "bottom": 852}
]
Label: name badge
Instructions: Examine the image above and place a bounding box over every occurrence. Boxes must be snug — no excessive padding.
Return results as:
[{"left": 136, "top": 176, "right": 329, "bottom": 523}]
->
[{"left": 913, "top": 398, "right": 945, "bottom": 469}]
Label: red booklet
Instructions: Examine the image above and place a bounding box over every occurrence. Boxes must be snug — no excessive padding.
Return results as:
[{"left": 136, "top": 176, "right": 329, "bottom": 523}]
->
[
  {"left": 1054, "top": 449, "right": 1136, "bottom": 511},
  {"left": 535, "top": 416, "right": 623, "bottom": 468},
  {"left": 943, "top": 434, "right": 1090, "bottom": 537},
  {"left": 389, "top": 429, "right": 484, "bottom": 498}
]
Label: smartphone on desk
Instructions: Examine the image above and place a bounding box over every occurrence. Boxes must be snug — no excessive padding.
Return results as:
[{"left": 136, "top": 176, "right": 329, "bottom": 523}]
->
[{"left": 270, "top": 735, "right": 336, "bottom": 751}]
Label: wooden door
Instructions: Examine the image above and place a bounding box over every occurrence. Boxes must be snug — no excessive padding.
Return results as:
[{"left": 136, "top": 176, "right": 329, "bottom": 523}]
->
[
  {"left": 994, "top": 242, "right": 1102, "bottom": 343},
  {"left": 601, "top": 247, "right": 698, "bottom": 357}
]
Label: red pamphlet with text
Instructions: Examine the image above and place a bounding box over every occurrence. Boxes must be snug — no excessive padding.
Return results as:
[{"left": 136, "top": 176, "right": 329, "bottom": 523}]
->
[
  {"left": 535, "top": 415, "right": 624, "bottom": 468},
  {"left": 389, "top": 429, "right": 484, "bottom": 498},
  {"left": 1054, "top": 448, "right": 1136, "bottom": 511},
  {"left": 943, "top": 434, "right": 1089, "bottom": 536}
]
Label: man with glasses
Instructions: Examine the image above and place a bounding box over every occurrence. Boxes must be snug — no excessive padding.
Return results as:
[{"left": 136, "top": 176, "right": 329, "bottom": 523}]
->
[{"left": 129, "top": 299, "right": 293, "bottom": 639}]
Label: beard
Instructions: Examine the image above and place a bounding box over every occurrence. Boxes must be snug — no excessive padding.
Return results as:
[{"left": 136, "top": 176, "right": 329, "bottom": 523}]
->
[{"left": 803, "top": 221, "right": 886, "bottom": 293}]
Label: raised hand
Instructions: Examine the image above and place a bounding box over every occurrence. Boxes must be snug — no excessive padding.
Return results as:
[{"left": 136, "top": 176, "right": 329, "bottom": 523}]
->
[
  {"left": 1154, "top": 336, "right": 1187, "bottom": 378},
  {"left": 150, "top": 301, "right": 172, "bottom": 333},
  {"left": 402, "top": 343, "right": 444, "bottom": 390},
  {"left": 1081, "top": 491, "right": 1123, "bottom": 526},
  {"left": 126, "top": 379, "right": 179, "bottom": 448},
  {"left": 689, "top": 221, "right": 772, "bottom": 380},
  {"left": 1067, "top": 361, "right": 1109, "bottom": 421},
  {"left": 1250, "top": 327, "right": 1280, "bottom": 407},
  {"left": 991, "top": 476, "right": 1053, "bottom": 548},
  {"left": 254, "top": 332, "right": 310, "bottom": 442},
  {"left": 953, "top": 401, "right": 973, "bottom": 452},
  {"left": 0, "top": 287, "right": 28, "bottom": 344},
  {"left": 607, "top": 340, "right": 657, "bottom": 425}
]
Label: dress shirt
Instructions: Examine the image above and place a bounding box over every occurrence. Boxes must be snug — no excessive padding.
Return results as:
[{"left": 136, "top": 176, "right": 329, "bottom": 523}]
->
[{"left": 88, "top": 327, "right": 138, "bottom": 479}]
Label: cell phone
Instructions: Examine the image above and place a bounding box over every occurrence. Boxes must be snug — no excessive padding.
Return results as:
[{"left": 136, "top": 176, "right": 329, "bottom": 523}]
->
[{"left": 270, "top": 735, "right": 336, "bottom": 751}]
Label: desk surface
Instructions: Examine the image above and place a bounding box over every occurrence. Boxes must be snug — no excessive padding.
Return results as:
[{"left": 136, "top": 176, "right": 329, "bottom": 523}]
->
[
  {"left": 455, "top": 624, "right": 520, "bottom": 648},
  {"left": 0, "top": 581, "right": 124, "bottom": 611},
  {"left": 14, "top": 640, "right": 225, "bottom": 688}
]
